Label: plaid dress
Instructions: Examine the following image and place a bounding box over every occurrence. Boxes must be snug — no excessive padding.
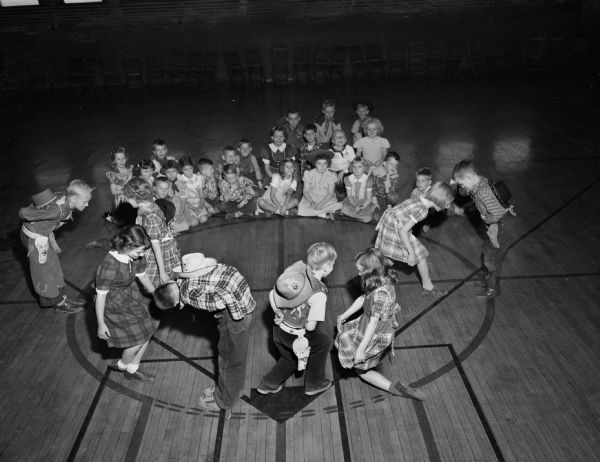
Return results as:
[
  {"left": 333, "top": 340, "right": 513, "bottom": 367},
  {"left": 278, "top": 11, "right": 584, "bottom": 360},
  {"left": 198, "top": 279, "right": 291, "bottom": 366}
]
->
[
  {"left": 139, "top": 203, "right": 181, "bottom": 286},
  {"left": 335, "top": 284, "right": 400, "bottom": 370},
  {"left": 95, "top": 253, "right": 155, "bottom": 348},
  {"left": 375, "top": 198, "right": 429, "bottom": 265}
]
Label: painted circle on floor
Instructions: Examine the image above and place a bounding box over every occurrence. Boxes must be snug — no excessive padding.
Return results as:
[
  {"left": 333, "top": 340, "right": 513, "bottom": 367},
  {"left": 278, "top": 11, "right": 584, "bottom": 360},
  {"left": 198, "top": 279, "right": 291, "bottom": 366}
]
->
[{"left": 67, "top": 216, "right": 491, "bottom": 409}]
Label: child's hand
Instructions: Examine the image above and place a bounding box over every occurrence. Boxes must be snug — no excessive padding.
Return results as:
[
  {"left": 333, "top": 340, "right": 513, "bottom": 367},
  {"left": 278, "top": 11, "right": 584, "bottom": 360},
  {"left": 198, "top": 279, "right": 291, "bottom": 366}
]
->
[
  {"left": 97, "top": 322, "right": 111, "bottom": 340},
  {"left": 159, "top": 271, "right": 170, "bottom": 285},
  {"left": 508, "top": 204, "right": 516, "bottom": 216},
  {"left": 237, "top": 199, "right": 247, "bottom": 209},
  {"left": 354, "top": 348, "right": 366, "bottom": 364},
  {"left": 274, "top": 309, "right": 284, "bottom": 325}
]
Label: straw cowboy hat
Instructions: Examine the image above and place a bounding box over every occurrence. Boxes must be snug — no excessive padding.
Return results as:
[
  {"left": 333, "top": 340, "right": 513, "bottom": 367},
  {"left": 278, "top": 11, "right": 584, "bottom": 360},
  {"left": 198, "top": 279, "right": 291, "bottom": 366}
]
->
[
  {"left": 31, "top": 189, "right": 58, "bottom": 208},
  {"left": 173, "top": 253, "right": 218, "bottom": 278},
  {"left": 273, "top": 262, "right": 315, "bottom": 309}
]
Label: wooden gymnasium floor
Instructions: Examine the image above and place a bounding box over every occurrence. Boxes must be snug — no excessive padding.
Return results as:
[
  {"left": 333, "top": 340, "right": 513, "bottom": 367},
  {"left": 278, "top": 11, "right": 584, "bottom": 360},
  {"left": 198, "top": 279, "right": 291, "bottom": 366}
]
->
[{"left": 0, "top": 79, "right": 599, "bottom": 462}]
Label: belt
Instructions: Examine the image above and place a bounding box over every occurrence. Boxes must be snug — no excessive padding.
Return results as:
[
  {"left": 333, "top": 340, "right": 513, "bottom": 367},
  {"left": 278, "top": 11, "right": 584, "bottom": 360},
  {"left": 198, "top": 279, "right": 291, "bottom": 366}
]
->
[
  {"left": 21, "top": 225, "right": 47, "bottom": 240},
  {"left": 279, "top": 322, "right": 306, "bottom": 337}
]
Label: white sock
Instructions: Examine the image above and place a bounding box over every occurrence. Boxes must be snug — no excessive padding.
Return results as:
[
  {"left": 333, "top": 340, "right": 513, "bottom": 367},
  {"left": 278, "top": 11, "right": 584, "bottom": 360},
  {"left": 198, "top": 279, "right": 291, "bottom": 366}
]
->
[
  {"left": 117, "top": 360, "right": 128, "bottom": 371},
  {"left": 126, "top": 363, "right": 139, "bottom": 374}
]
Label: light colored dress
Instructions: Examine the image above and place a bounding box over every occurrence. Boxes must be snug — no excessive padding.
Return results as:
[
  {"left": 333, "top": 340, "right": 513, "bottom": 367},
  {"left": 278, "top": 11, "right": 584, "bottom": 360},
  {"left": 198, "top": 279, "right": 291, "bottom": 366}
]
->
[
  {"left": 329, "top": 145, "right": 356, "bottom": 174},
  {"left": 259, "top": 173, "right": 297, "bottom": 210},
  {"left": 353, "top": 136, "right": 390, "bottom": 166},
  {"left": 298, "top": 169, "right": 341, "bottom": 217},
  {"left": 341, "top": 174, "right": 374, "bottom": 222}
]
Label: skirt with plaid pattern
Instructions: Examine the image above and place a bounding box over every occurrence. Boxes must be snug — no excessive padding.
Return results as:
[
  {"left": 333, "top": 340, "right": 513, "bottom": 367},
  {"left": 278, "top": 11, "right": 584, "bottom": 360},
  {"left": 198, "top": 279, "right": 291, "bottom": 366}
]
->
[
  {"left": 375, "top": 224, "right": 428, "bottom": 266},
  {"left": 145, "top": 239, "right": 181, "bottom": 287},
  {"left": 104, "top": 284, "right": 155, "bottom": 348},
  {"left": 335, "top": 315, "right": 394, "bottom": 370}
]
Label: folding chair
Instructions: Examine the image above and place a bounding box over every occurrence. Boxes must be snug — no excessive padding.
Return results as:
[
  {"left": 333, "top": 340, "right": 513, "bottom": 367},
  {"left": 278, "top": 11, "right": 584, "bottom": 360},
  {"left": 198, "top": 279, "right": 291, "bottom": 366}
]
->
[
  {"left": 271, "top": 45, "right": 289, "bottom": 85},
  {"left": 244, "top": 48, "right": 266, "bottom": 85}
]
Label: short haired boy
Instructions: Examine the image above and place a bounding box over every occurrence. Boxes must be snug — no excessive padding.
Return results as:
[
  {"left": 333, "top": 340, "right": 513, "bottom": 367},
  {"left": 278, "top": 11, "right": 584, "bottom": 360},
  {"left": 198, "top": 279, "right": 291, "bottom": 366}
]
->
[
  {"left": 277, "top": 106, "right": 305, "bottom": 149},
  {"left": 19, "top": 180, "right": 94, "bottom": 313},
  {"left": 197, "top": 158, "right": 221, "bottom": 215},
  {"left": 171, "top": 253, "right": 256, "bottom": 413},
  {"left": 151, "top": 139, "right": 176, "bottom": 176},
  {"left": 314, "top": 99, "right": 342, "bottom": 144},
  {"left": 371, "top": 152, "right": 403, "bottom": 222},
  {"left": 452, "top": 160, "right": 515, "bottom": 299},
  {"left": 257, "top": 243, "right": 337, "bottom": 396}
]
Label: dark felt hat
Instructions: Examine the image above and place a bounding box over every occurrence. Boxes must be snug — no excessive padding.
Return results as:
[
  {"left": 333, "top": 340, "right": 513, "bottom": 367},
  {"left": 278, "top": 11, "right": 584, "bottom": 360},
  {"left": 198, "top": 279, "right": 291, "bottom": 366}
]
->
[
  {"left": 31, "top": 189, "right": 58, "bottom": 208},
  {"left": 273, "top": 263, "right": 315, "bottom": 309}
]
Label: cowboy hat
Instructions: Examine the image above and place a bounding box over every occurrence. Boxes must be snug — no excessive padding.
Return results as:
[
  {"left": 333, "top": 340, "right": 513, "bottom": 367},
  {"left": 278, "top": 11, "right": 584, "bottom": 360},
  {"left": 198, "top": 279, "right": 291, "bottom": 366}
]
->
[
  {"left": 173, "top": 253, "right": 218, "bottom": 278},
  {"left": 273, "top": 262, "right": 315, "bottom": 308},
  {"left": 31, "top": 189, "right": 58, "bottom": 208}
]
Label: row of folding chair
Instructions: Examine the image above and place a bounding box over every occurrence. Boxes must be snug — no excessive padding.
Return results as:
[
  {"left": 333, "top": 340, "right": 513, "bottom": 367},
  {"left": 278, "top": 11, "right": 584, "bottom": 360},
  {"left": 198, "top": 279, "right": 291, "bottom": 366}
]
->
[{"left": 1, "top": 38, "right": 595, "bottom": 95}]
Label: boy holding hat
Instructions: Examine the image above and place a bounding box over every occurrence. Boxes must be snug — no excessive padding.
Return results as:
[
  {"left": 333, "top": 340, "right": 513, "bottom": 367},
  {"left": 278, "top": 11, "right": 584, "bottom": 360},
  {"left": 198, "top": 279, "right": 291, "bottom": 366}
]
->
[
  {"left": 19, "top": 180, "right": 94, "bottom": 313},
  {"left": 257, "top": 242, "right": 337, "bottom": 396},
  {"left": 168, "top": 253, "right": 256, "bottom": 413}
]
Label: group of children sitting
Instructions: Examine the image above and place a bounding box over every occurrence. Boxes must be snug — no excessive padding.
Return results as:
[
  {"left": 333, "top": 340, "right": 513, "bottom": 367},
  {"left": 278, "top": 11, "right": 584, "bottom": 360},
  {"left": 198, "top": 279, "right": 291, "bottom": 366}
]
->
[{"left": 104, "top": 99, "right": 438, "bottom": 229}]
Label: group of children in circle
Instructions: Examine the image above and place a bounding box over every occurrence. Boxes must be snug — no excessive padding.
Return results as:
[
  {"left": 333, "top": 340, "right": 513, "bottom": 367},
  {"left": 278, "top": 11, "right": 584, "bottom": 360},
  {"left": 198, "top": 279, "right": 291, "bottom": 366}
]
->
[{"left": 104, "top": 99, "right": 439, "bottom": 230}]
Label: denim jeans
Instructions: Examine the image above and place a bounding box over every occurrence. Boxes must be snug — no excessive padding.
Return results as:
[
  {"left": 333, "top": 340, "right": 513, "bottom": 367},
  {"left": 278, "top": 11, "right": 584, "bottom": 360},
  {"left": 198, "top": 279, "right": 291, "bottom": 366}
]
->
[
  {"left": 213, "top": 310, "right": 253, "bottom": 409},
  {"left": 481, "top": 218, "right": 513, "bottom": 290},
  {"left": 260, "top": 322, "right": 332, "bottom": 392}
]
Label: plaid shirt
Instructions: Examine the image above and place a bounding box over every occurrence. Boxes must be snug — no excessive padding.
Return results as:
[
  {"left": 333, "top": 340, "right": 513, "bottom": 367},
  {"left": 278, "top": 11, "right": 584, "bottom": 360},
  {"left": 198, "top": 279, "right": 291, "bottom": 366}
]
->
[
  {"left": 179, "top": 264, "right": 255, "bottom": 320},
  {"left": 471, "top": 176, "right": 507, "bottom": 224}
]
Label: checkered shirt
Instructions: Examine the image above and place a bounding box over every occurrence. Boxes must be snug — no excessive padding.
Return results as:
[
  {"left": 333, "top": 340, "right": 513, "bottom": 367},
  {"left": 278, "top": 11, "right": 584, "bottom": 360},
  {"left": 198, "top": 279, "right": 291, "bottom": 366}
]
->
[
  {"left": 179, "top": 264, "right": 256, "bottom": 320},
  {"left": 471, "top": 176, "right": 508, "bottom": 224}
]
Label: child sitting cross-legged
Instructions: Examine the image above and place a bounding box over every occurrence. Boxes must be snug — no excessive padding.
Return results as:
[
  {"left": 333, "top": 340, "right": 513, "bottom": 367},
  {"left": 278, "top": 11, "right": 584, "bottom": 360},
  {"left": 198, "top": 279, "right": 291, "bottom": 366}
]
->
[
  {"left": 219, "top": 163, "right": 257, "bottom": 219},
  {"left": 297, "top": 153, "right": 342, "bottom": 220},
  {"left": 257, "top": 159, "right": 299, "bottom": 217},
  {"left": 340, "top": 158, "right": 375, "bottom": 223}
]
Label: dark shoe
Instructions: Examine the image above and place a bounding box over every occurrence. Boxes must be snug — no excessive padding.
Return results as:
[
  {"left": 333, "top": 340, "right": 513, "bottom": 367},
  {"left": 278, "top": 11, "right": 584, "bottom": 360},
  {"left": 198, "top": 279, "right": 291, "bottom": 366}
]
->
[
  {"left": 395, "top": 382, "right": 426, "bottom": 401},
  {"left": 256, "top": 383, "right": 283, "bottom": 395},
  {"left": 305, "top": 380, "right": 333, "bottom": 396},
  {"left": 476, "top": 288, "right": 497, "bottom": 299},
  {"left": 125, "top": 369, "right": 155, "bottom": 382},
  {"left": 108, "top": 360, "right": 126, "bottom": 372},
  {"left": 224, "top": 212, "right": 236, "bottom": 220},
  {"left": 54, "top": 299, "right": 84, "bottom": 314},
  {"left": 421, "top": 286, "right": 448, "bottom": 297},
  {"left": 286, "top": 208, "right": 297, "bottom": 216},
  {"left": 67, "top": 297, "right": 86, "bottom": 306}
]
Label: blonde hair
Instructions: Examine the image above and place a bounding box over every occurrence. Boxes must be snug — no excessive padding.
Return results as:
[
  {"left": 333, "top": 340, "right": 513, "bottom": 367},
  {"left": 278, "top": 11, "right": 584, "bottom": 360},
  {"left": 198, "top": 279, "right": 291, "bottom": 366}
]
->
[
  {"left": 66, "top": 179, "right": 94, "bottom": 198},
  {"left": 307, "top": 242, "right": 337, "bottom": 271},
  {"left": 363, "top": 117, "right": 384, "bottom": 135},
  {"left": 424, "top": 182, "right": 454, "bottom": 209}
]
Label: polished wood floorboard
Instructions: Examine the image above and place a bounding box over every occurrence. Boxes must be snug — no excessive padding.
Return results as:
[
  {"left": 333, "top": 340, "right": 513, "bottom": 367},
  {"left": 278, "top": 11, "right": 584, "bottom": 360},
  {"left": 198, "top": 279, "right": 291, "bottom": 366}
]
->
[{"left": 0, "top": 79, "right": 599, "bottom": 461}]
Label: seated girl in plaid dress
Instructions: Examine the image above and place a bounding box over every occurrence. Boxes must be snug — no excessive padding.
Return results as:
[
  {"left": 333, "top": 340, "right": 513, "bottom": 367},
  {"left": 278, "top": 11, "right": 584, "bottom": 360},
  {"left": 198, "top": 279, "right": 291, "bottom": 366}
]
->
[
  {"left": 336, "top": 248, "right": 425, "bottom": 400},
  {"left": 95, "top": 225, "right": 157, "bottom": 382},
  {"left": 123, "top": 178, "right": 181, "bottom": 286},
  {"left": 375, "top": 182, "right": 454, "bottom": 297}
]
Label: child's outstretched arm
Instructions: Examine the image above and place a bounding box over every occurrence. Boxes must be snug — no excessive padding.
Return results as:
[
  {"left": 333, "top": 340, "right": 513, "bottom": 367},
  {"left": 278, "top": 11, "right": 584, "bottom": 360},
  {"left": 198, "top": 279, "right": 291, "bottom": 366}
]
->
[
  {"left": 337, "top": 295, "right": 365, "bottom": 325},
  {"left": 399, "top": 219, "right": 418, "bottom": 265},
  {"left": 150, "top": 239, "right": 169, "bottom": 285},
  {"left": 95, "top": 293, "right": 110, "bottom": 341}
]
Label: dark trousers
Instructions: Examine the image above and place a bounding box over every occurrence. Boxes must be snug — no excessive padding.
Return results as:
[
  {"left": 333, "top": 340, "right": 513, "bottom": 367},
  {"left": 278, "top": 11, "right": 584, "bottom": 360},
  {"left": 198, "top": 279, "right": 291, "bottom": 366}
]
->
[
  {"left": 261, "top": 323, "right": 331, "bottom": 391},
  {"left": 481, "top": 218, "right": 513, "bottom": 291},
  {"left": 220, "top": 197, "right": 258, "bottom": 216},
  {"left": 213, "top": 311, "right": 253, "bottom": 409}
]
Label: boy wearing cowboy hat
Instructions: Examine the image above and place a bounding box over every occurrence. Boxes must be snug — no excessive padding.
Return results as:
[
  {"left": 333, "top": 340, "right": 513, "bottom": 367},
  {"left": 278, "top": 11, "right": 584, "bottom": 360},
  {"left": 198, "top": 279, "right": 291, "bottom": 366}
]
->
[
  {"left": 168, "top": 253, "right": 255, "bottom": 412},
  {"left": 19, "top": 180, "right": 94, "bottom": 313},
  {"left": 257, "top": 242, "right": 337, "bottom": 396}
]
